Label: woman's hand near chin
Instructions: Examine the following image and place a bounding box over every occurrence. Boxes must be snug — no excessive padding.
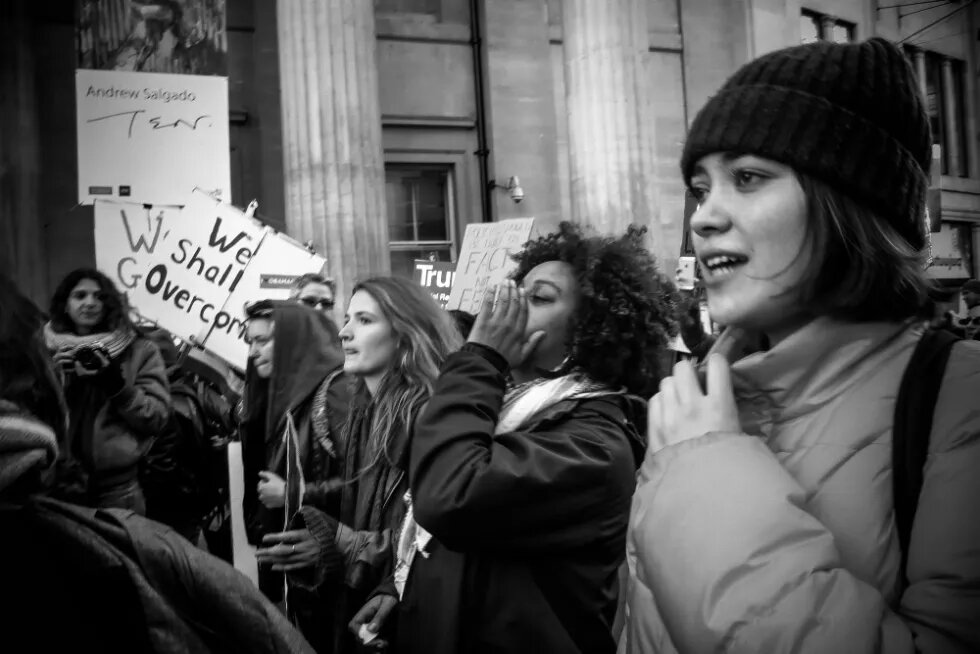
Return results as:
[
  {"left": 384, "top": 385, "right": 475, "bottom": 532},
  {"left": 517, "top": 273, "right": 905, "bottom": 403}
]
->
[{"left": 647, "top": 354, "right": 741, "bottom": 455}]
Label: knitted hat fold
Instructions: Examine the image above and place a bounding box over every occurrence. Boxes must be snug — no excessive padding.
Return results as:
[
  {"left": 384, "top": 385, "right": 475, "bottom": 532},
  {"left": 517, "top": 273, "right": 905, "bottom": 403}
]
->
[{"left": 681, "top": 37, "right": 932, "bottom": 250}]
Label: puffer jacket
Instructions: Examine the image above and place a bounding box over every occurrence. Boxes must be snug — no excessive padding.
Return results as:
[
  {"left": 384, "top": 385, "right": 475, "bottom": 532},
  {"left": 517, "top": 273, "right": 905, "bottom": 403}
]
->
[{"left": 624, "top": 318, "right": 980, "bottom": 653}]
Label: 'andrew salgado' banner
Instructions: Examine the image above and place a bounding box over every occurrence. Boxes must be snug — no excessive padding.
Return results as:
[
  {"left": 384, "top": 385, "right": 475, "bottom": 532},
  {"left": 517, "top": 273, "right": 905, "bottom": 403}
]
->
[
  {"left": 77, "top": 68, "right": 231, "bottom": 206},
  {"left": 94, "top": 190, "right": 326, "bottom": 369}
]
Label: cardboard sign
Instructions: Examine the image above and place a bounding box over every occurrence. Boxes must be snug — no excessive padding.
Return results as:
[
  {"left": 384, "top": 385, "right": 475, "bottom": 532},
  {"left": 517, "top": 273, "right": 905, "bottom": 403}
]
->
[
  {"left": 414, "top": 260, "right": 456, "bottom": 309},
  {"left": 77, "top": 69, "right": 231, "bottom": 205},
  {"left": 95, "top": 190, "right": 326, "bottom": 369},
  {"left": 445, "top": 218, "right": 535, "bottom": 314},
  {"left": 925, "top": 222, "right": 972, "bottom": 281}
]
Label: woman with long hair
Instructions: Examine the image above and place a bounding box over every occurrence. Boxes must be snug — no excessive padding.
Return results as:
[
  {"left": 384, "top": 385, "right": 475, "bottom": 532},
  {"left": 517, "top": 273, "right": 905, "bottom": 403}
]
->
[
  {"left": 351, "top": 223, "right": 676, "bottom": 654},
  {"left": 256, "top": 276, "right": 461, "bottom": 654},
  {"left": 44, "top": 267, "right": 169, "bottom": 514},
  {"left": 624, "top": 38, "right": 980, "bottom": 653}
]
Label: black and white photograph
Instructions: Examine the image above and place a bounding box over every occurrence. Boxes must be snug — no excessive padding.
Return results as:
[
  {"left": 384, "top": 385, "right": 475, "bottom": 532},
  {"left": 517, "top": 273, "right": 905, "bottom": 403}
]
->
[{"left": 1, "top": 0, "right": 979, "bottom": 652}]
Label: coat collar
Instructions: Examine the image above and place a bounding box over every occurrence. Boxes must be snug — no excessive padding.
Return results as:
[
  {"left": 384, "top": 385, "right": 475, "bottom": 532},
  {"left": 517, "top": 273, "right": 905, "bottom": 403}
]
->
[{"left": 709, "top": 317, "right": 924, "bottom": 422}]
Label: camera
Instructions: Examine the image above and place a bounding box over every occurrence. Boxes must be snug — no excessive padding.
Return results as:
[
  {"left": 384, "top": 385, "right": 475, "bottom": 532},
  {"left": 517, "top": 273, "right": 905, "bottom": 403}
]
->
[{"left": 74, "top": 343, "right": 110, "bottom": 372}]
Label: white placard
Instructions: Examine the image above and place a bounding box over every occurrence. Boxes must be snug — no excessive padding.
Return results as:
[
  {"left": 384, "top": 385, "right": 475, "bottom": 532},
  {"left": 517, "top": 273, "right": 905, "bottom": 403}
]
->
[
  {"left": 77, "top": 69, "right": 231, "bottom": 205},
  {"left": 446, "top": 218, "right": 535, "bottom": 315},
  {"left": 95, "top": 190, "right": 326, "bottom": 370}
]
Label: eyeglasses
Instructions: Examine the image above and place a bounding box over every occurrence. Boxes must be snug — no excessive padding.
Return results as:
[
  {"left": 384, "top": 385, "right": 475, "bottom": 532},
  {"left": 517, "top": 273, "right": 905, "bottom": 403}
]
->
[{"left": 299, "top": 297, "right": 334, "bottom": 310}]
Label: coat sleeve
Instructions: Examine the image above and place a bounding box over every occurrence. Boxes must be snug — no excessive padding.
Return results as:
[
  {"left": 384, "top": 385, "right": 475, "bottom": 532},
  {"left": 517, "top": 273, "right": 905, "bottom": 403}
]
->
[
  {"left": 628, "top": 339, "right": 980, "bottom": 654},
  {"left": 110, "top": 340, "right": 171, "bottom": 438},
  {"left": 288, "top": 506, "right": 396, "bottom": 592},
  {"left": 118, "top": 512, "right": 315, "bottom": 654},
  {"left": 410, "top": 347, "right": 637, "bottom": 554}
]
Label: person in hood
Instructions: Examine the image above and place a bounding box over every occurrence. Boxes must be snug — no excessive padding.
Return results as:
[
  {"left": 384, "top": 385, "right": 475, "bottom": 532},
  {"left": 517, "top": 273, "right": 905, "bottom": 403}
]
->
[
  {"left": 624, "top": 38, "right": 980, "bottom": 654},
  {"left": 0, "top": 272, "right": 316, "bottom": 654},
  {"left": 44, "top": 268, "right": 170, "bottom": 515},
  {"left": 239, "top": 300, "right": 350, "bottom": 606},
  {"left": 258, "top": 276, "right": 461, "bottom": 654},
  {"left": 351, "top": 223, "right": 676, "bottom": 653}
]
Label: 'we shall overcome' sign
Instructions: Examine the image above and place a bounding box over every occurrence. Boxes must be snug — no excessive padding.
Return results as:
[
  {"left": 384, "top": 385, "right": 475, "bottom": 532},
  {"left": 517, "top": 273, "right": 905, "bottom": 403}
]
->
[{"left": 95, "top": 190, "right": 326, "bottom": 368}]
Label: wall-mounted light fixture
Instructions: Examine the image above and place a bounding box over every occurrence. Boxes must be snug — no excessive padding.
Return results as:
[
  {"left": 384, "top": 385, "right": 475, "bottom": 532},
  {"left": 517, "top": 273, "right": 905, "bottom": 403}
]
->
[{"left": 488, "top": 175, "right": 524, "bottom": 204}]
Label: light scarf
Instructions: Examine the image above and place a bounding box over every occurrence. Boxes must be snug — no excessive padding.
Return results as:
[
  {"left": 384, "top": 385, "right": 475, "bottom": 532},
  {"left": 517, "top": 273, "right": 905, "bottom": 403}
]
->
[
  {"left": 393, "top": 371, "right": 617, "bottom": 597},
  {"left": 42, "top": 322, "right": 135, "bottom": 360}
]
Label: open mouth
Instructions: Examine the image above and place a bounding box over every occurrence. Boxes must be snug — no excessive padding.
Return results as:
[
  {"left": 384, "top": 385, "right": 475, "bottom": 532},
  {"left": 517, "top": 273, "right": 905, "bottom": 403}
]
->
[
  {"left": 701, "top": 253, "right": 748, "bottom": 278},
  {"left": 343, "top": 349, "right": 358, "bottom": 356}
]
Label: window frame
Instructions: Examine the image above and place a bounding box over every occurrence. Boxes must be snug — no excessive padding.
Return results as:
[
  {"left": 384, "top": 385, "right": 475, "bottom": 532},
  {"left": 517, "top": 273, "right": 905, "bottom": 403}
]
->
[{"left": 384, "top": 161, "right": 460, "bottom": 281}]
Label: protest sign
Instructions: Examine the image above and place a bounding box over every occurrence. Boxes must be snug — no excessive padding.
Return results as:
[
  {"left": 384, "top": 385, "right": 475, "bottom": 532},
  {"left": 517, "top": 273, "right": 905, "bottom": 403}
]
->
[
  {"left": 77, "top": 69, "right": 231, "bottom": 205},
  {"left": 445, "top": 218, "right": 535, "bottom": 314},
  {"left": 95, "top": 190, "right": 326, "bottom": 369},
  {"left": 414, "top": 260, "right": 456, "bottom": 309},
  {"left": 214, "top": 227, "right": 328, "bottom": 365}
]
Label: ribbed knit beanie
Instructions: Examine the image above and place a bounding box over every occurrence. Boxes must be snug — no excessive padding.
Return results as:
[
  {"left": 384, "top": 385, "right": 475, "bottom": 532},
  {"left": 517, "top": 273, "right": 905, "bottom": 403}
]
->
[{"left": 680, "top": 37, "right": 932, "bottom": 250}]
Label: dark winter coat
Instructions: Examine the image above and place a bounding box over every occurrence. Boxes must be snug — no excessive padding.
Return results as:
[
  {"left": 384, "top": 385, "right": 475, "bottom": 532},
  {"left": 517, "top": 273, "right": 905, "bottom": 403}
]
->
[
  {"left": 60, "top": 337, "right": 170, "bottom": 491},
  {"left": 291, "top": 384, "right": 413, "bottom": 654},
  {"left": 1, "top": 495, "right": 314, "bottom": 653},
  {"left": 395, "top": 346, "right": 646, "bottom": 654}
]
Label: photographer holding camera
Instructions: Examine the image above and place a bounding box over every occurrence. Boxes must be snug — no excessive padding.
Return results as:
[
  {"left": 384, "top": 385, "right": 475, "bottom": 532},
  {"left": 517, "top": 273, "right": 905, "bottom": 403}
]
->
[{"left": 43, "top": 268, "right": 170, "bottom": 514}]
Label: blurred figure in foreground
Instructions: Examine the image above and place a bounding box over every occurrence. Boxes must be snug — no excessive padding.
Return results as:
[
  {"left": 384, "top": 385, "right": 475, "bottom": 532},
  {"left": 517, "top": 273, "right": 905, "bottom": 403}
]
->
[{"left": 0, "top": 272, "right": 314, "bottom": 654}]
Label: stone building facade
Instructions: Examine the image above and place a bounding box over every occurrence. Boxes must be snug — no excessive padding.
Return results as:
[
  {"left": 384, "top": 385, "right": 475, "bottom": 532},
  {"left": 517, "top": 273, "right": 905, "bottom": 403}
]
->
[{"left": 2, "top": 0, "right": 978, "bottom": 307}]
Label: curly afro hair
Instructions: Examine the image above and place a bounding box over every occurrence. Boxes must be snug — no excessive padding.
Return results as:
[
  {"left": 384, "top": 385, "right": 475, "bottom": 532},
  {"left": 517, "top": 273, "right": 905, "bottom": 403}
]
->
[{"left": 510, "top": 222, "right": 677, "bottom": 397}]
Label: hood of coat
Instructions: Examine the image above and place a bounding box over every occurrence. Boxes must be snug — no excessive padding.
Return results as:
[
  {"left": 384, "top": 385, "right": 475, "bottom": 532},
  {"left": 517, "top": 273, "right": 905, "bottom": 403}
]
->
[{"left": 243, "top": 302, "right": 345, "bottom": 442}]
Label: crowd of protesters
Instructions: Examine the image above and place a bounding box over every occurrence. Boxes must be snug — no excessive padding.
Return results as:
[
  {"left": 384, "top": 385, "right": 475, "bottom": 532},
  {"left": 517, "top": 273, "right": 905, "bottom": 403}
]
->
[{"left": 1, "top": 35, "right": 978, "bottom": 654}]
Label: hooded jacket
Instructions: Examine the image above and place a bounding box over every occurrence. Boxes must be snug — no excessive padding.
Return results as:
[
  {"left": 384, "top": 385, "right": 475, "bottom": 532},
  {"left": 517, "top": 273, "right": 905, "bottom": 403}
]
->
[
  {"left": 240, "top": 302, "right": 346, "bottom": 544},
  {"left": 624, "top": 318, "right": 980, "bottom": 654},
  {"left": 393, "top": 345, "right": 647, "bottom": 654}
]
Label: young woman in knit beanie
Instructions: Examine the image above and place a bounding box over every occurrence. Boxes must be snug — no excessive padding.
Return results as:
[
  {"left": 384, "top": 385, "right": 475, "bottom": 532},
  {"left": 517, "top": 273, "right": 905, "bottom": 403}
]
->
[
  {"left": 624, "top": 38, "right": 980, "bottom": 653},
  {"left": 44, "top": 268, "right": 170, "bottom": 514}
]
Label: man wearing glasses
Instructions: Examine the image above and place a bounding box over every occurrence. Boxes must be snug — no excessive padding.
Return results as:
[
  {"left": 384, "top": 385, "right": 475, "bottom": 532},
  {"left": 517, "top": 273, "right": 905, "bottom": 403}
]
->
[{"left": 290, "top": 273, "right": 335, "bottom": 313}]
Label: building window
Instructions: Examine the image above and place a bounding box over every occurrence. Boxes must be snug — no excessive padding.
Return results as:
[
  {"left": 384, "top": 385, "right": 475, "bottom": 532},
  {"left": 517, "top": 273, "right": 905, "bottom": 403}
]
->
[
  {"left": 904, "top": 47, "right": 970, "bottom": 178},
  {"left": 385, "top": 164, "right": 457, "bottom": 279},
  {"left": 800, "top": 9, "right": 855, "bottom": 44}
]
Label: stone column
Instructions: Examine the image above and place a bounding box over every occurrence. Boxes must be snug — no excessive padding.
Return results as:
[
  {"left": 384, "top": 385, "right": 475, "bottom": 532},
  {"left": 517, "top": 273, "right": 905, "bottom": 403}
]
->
[
  {"left": 276, "top": 0, "right": 389, "bottom": 311},
  {"left": 561, "top": 0, "right": 668, "bottom": 265},
  {"left": 941, "top": 57, "right": 963, "bottom": 178},
  {"left": 0, "top": 0, "right": 45, "bottom": 302},
  {"left": 912, "top": 49, "right": 927, "bottom": 101},
  {"left": 819, "top": 15, "right": 835, "bottom": 42}
]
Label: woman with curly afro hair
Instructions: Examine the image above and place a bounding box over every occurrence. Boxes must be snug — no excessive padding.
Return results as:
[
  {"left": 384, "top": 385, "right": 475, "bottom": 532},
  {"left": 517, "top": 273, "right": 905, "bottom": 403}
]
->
[{"left": 349, "top": 222, "right": 676, "bottom": 654}]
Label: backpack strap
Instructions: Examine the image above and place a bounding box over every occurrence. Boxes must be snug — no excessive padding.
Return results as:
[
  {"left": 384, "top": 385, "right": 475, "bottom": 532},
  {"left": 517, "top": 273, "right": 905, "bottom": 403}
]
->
[{"left": 892, "top": 327, "right": 959, "bottom": 592}]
